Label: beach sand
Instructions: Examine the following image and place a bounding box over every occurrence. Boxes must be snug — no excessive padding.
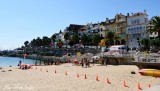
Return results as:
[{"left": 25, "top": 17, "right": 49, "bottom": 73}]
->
[{"left": 0, "top": 64, "right": 160, "bottom": 91}]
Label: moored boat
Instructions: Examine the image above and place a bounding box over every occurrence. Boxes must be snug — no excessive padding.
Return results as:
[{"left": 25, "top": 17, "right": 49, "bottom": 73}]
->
[{"left": 139, "top": 69, "right": 160, "bottom": 77}]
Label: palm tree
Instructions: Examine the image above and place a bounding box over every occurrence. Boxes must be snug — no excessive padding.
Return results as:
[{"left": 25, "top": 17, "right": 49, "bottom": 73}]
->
[
  {"left": 140, "top": 38, "right": 150, "bottom": 49},
  {"left": 81, "top": 33, "right": 88, "bottom": 48},
  {"left": 147, "top": 16, "right": 160, "bottom": 38},
  {"left": 106, "top": 31, "right": 115, "bottom": 46},
  {"left": 64, "top": 32, "right": 70, "bottom": 48}
]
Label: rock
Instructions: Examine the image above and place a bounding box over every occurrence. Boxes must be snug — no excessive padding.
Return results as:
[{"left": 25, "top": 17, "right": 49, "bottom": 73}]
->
[
  {"left": 131, "top": 71, "right": 136, "bottom": 74},
  {"left": 0, "top": 67, "right": 2, "bottom": 69}
]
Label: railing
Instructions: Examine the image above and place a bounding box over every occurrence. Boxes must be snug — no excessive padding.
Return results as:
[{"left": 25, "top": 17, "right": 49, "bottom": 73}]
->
[{"left": 134, "top": 54, "right": 160, "bottom": 62}]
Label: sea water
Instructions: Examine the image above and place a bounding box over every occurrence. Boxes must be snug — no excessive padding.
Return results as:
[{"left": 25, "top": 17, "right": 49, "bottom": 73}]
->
[{"left": 0, "top": 56, "right": 39, "bottom": 67}]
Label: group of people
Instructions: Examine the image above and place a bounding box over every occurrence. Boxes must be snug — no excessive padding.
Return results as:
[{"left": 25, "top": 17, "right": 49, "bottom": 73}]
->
[
  {"left": 18, "top": 60, "right": 32, "bottom": 69},
  {"left": 34, "top": 59, "right": 71, "bottom": 66},
  {"left": 81, "top": 58, "right": 90, "bottom": 68}
]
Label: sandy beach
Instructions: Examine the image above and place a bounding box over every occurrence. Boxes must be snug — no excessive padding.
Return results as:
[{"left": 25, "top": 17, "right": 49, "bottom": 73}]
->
[{"left": 0, "top": 64, "right": 160, "bottom": 91}]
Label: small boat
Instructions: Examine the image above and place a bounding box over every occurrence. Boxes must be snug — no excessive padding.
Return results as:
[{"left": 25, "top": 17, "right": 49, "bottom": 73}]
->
[{"left": 139, "top": 69, "right": 160, "bottom": 77}]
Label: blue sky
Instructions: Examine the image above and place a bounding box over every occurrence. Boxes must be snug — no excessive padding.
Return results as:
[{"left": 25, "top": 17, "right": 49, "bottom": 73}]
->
[{"left": 0, "top": 0, "right": 160, "bottom": 50}]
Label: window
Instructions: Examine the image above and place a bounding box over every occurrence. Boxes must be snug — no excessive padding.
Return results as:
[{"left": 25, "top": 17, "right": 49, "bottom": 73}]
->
[
  {"left": 140, "top": 26, "right": 142, "bottom": 30},
  {"left": 122, "top": 28, "right": 126, "bottom": 32},
  {"left": 117, "top": 28, "right": 120, "bottom": 33},
  {"left": 131, "top": 20, "right": 134, "bottom": 25},
  {"left": 98, "top": 29, "right": 99, "bottom": 32},
  {"left": 106, "top": 26, "right": 109, "bottom": 29},
  {"left": 101, "top": 28, "right": 103, "bottom": 31},
  {"left": 122, "top": 23, "right": 126, "bottom": 26},
  {"left": 135, "top": 20, "right": 137, "bottom": 24},
  {"left": 117, "top": 24, "right": 120, "bottom": 27},
  {"left": 119, "top": 34, "right": 126, "bottom": 38},
  {"left": 137, "top": 19, "right": 140, "bottom": 24}
]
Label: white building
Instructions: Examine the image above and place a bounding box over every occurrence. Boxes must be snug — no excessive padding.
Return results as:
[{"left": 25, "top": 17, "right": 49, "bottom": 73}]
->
[{"left": 126, "top": 10, "right": 148, "bottom": 49}]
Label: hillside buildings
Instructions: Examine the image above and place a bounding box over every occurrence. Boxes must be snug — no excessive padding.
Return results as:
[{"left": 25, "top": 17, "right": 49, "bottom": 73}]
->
[
  {"left": 126, "top": 10, "right": 148, "bottom": 49},
  {"left": 54, "top": 10, "right": 149, "bottom": 49}
]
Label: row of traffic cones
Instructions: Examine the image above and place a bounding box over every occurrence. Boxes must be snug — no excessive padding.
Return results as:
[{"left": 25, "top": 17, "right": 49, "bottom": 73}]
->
[{"left": 34, "top": 67, "right": 152, "bottom": 90}]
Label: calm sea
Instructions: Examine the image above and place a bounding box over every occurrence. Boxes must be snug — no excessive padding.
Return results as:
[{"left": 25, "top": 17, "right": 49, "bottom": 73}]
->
[{"left": 0, "top": 56, "right": 39, "bottom": 67}]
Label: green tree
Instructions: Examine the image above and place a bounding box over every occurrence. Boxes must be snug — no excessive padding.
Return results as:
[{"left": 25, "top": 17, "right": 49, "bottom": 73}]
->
[
  {"left": 42, "top": 36, "right": 51, "bottom": 46},
  {"left": 51, "top": 34, "right": 56, "bottom": 42},
  {"left": 68, "top": 40, "right": 74, "bottom": 47},
  {"left": 81, "top": 33, "right": 88, "bottom": 48},
  {"left": 140, "top": 38, "right": 150, "bottom": 49},
  {"left": 147, "top": 16, "right": 160, "bottom": 38},
  {"left": 150, "top": 39, "right": 157, "bottom": 47},
  {"left": 24, "top": 41, "right": 29, "bottom": 47},
  {"left": 36, "top": 37, "right": 43, "bottom": 46},
  {"left": 106, "top": 31, "right": 115, "bottom": 46},
  {"left": 64, "top": 32, "right": 70, "bottom": 48},
  {"left": 92, "top": 34, "right": 101, "bottom": 46},
  {"left": 71, "top": 33, "right": 79, "bottom": 44},
  {"left": 30, "top": 39, "right": 36, "bottom": 47}
]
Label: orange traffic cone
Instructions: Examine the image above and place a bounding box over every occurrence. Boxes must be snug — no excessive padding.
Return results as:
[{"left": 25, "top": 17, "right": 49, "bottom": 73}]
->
[
  {"left": 46, "top": 69, "right": 48, "bottom": 72},
  {"left": 123, "top": 81, "right": 127, "bottom": 87},
  {"left": 106, "top": 77, "right": 110, "bottom": 84},
  {"left": 55, "top": 70, "right": 56, "bottom": 74},
  {"left": 77, "top": 73, "right": 79, "bottom": 77},
  {"left": 96, "top": 75, "right": 99, "bottom": 81},
  {"left": 148, "top": 84, "right": 151, "bottom": 88},
  {"left": 84, "top": 74, "right": 87, "bottom": 79},
  {"left": 138, "top": 82, "right": 142, "bottom": 90},
  {"left": 65, "top": 71, "right": 67, "bottom": 75}
]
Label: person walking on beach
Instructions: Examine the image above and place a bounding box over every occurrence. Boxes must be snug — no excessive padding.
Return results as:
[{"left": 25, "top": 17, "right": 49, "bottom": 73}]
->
[
  {"left": 81, "top": 58, "right": 84, "bottom": 67},
  {"left": 35, "top": 61, "right": 37, "bottom": 66},
  {"left": 84, "top": 58, "right": 87, "bottom": 68},
  {"left": 19, "top": 60, "right": 22, "bottom": 69}
]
